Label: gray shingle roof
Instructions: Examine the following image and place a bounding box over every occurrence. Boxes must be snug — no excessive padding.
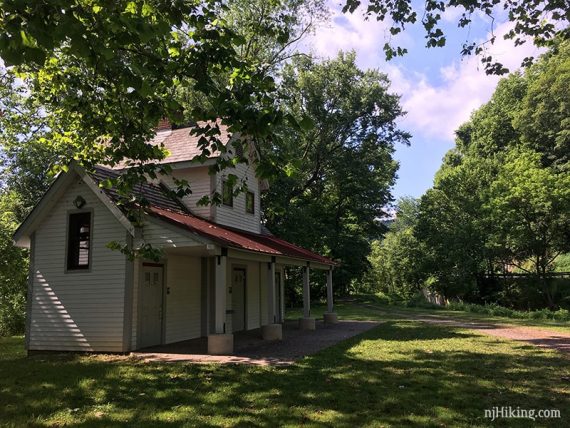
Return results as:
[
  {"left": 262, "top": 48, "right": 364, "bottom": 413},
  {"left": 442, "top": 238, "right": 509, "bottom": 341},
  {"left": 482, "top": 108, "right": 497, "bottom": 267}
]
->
[
  {"left": 148, "top": 122, "right": 231, "bottom": 164},
  {"left": 91, "top": 166, "right": 187, "bottom": 213}
]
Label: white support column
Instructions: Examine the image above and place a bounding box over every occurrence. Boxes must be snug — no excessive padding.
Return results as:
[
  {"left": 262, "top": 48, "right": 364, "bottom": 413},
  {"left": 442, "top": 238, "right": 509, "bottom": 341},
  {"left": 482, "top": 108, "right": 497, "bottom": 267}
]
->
[
  {"left": 303, "top": 264, "right": 310, "bottom": 318},
  {"left": 208, "top": 251, "right": 233, "bottom": 354},
  {"left": 324, "top": 267, "right": 338, "bottom": 324},
  {"left": 262, "top": 258, "right": 282, "bottom": 340},
  {"left": 327, "top": 268, "right": 333, "bottom": 313},
  {"left": 214, "top": 254, "right": 227, "bottom": 334},
  {"left": 299, "top": 263, "right": 316, "bottom": 330},
  {"left": 267, "top": 260, "right": 276, "bottom": 323}
]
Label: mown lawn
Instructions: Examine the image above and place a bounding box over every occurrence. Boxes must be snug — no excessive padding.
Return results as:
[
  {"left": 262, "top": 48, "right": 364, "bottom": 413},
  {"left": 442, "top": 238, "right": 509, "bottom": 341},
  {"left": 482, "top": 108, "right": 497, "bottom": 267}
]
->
[
  {"left": 1, "top": 304, "right": 569, "bottom": 427},
  {"left": 344, "top": 295, "right": 570, "bottom": 333}
]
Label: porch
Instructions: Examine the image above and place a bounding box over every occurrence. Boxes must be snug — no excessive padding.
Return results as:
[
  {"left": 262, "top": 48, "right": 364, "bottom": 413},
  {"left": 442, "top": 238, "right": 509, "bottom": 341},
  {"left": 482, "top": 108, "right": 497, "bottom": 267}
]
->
[{"left": 133, "top": 319, "right": 379, "bottom": 366}]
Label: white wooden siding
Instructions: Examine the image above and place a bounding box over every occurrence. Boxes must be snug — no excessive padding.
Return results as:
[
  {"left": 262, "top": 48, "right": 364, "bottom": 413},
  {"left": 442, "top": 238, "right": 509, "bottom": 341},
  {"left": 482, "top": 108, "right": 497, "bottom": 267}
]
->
[
  {"left": 30, "top": 176, "right": 127, "bottom": 352},
  {"left": 159, "top": 166, "right": 212, "bottom": 218},
  {"left": 215, "top": 162, "right": 261, "bottom": 233},
  {"left": 164, "top": 255, "right": 202, "bottom": 343}
]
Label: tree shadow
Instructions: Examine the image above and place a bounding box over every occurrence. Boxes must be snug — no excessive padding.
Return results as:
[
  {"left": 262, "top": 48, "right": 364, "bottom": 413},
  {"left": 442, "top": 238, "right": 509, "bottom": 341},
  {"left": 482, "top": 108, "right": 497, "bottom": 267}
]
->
[{"left": 1, "top": 322, "right": 568, "bottom": 427}]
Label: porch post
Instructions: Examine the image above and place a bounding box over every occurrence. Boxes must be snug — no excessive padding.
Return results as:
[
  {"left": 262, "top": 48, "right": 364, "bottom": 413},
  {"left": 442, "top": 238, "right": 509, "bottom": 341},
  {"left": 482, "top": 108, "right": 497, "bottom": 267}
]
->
[
  {"left": 214, "top": 253, "right": 227, "bottom": 334},
  {"left": 324, "top": 267, "right": 338, "bottom": 324},
  {"left": 299, "top": 263, "right": 316, "bottom": 330},
  {"left": 303, "top": 264, "right": 310, "bottom": 318},
  {"left": 267, "top": 259, "right": 276, "bottom": 323},
  {"left": 327, "top": 268, "right": 333, "bottom": 313},
  {"left": 261, "top": 257, "right": 282, "bottom": 340},
  {"left": 208, "top": 249, "right": 233, "bottom": 354}
]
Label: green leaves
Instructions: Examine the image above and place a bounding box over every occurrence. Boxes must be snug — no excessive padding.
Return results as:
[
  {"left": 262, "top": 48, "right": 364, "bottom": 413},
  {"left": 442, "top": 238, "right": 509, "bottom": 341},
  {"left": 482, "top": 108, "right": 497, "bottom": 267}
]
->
[
  {"left": 343, "top": 0, "right": 569, "bottom": 75},
  {"left": 264, "top": 52, "right": 408, "bottom": 292}
]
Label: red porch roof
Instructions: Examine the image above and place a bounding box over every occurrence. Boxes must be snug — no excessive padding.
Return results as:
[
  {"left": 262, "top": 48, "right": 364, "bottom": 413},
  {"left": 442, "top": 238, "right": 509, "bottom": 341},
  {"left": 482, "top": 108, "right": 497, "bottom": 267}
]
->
[{"left": 147, "top": 206, "right": 337, "bottom": 266}]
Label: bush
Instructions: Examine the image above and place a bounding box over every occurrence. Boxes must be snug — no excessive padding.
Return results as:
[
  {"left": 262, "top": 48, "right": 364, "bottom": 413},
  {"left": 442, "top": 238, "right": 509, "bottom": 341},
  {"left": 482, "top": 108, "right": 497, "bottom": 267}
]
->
[{"left": 444, "top": 301, "right": 570, "bottom": 322}]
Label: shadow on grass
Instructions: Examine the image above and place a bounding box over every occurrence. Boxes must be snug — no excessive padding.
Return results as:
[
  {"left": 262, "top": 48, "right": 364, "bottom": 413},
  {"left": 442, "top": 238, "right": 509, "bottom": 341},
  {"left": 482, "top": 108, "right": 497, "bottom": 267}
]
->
[{"left": 1, "top": 322, "right": 568, "bottom": 427}]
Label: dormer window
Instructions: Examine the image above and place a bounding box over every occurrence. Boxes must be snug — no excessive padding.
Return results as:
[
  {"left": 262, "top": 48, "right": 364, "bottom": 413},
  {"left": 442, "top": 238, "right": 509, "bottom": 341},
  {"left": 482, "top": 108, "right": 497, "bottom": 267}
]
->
[
  {"left": 222, "top": 180, "right": 233, "bottom": 207},
  {"left": 246, "top": 191, "right": 254, "bottom": 214},
  {"left": 67, "top": 212, "right": 92, "bottom": 271}
]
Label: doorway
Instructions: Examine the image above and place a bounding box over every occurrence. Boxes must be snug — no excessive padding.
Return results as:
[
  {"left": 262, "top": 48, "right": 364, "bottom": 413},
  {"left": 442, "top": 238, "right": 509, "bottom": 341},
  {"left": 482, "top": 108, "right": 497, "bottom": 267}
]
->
[
  {"left": 139, "top": 264, "right": 164, "bottom": 348},
  {"left": 232, "top": 267, "right": 246, "bottom": 331}
]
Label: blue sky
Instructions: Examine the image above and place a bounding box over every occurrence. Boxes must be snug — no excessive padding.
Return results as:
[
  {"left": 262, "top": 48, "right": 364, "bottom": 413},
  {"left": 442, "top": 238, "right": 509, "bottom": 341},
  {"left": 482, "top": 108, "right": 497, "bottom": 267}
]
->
[{"left": 304, "top": 1, "right": 541, "bottom": 200}]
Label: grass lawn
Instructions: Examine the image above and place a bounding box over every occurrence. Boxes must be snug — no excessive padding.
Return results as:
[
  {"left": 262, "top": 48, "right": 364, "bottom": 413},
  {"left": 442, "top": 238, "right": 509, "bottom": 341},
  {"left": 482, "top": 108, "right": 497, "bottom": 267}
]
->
[
  {"left": 1, "top": 303, "right": 569, "bottom": 427},
  {"left": 295, "top": 295, "right": 570, "bottom": 333}
]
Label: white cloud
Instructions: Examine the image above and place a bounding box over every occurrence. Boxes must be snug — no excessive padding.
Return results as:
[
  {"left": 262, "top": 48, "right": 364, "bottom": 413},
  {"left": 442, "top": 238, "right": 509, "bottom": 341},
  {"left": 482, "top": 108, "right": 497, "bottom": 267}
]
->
[
  {"left": 396, "top": 22, "right": 541, "bottom": 140},
  {"left": 305, "top": 4, "right": 543, "bottom": 142},
  {"left": 302, "top": 1, "right": 413, "bottom": 70}
]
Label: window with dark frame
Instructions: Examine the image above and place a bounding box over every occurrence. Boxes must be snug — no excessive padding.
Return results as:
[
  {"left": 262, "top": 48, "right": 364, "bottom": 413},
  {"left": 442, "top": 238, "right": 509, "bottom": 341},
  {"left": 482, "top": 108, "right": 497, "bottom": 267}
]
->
[
  {"left": 67, "top": 212, "right": 91, "bottom": 270},
  {"left": 222, "top": 180, "right": 233, "bottom": 207},
  {"left": 246, "top": 191, "right": 255, "bottom": 214}
]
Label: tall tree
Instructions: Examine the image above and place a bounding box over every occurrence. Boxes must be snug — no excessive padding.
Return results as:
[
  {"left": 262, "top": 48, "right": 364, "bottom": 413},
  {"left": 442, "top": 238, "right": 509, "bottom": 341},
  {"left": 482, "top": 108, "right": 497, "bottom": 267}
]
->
[
  {"left": 364, "top": 197, "right": 426, "bottom": 298},
  {"left": 264, "top": 52, "right": 410, "bottom": 292},
  {"left": 487, "top": 148, "right": 570, "bottom": 307}
]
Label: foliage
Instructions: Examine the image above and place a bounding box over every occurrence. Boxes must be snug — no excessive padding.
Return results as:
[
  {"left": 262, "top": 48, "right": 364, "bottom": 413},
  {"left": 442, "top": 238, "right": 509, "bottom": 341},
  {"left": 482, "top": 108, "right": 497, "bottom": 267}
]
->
[
  {"left": 264, "top": 52, "right": 409, "bottom": 294},
  {"left": 487, "top": 148, "right": 570, "bottom": 278},
  {"left": 224, "top": 0, "right": 327, "bottom": 73},
  {"left": 0, "top": 191, "right": 27, "bottom": 336},
  {"left": 342, "top": 0, "right": 570, "bottom": 75},
  {"left": 363, "top": 197, "right": 425, "bottom": 298},
  {"left": 0, "top": 1, "right": 287, "bottom": 219},
  {"left": 553, "top": 254, "right": 570, "bottom": 272},
  {"left": 445, "top": 301, "right": 570, "bottom": 322},
  {"left": 376, "top": 43, "right": 570, "bottom": 309},
  {"left": 515, "top": 41, "right": 570, "bottom": 167}
]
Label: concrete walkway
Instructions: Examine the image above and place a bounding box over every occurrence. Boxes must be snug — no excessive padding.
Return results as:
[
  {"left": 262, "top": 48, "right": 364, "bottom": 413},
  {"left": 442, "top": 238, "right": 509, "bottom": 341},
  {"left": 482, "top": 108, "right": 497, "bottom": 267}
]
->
[{"left": 132, "top": 319, "right": 379, "bottom": 366}]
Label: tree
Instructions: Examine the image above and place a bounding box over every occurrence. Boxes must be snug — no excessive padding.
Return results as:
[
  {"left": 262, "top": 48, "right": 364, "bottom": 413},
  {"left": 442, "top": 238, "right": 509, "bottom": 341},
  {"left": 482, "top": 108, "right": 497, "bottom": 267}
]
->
[
  {"left": 487, "top": 148, "right": 570, "bottom": 307},
  {"left": 342, "top": 0, "right": 569, "bottom": 75},
  {"left": 515, "top": 40, "right": 570, "bottom": 168},
  {"left": 364, "top": 197, "right": 426, "bottom": 299},
  {"left": 264, "top": 52, "right": 409, "bottom": 293},
  {"left": 415, "top": 155, "right": 497, "bottom": 300},
  {"left": 0, "top": 191, "right": 27, "bottom": 335},
  {"left": 411, "top": 44, "right": 570, "bottom": 306},
  {"left": 0, "top": 1, "right": 286, "bottom": 210}
]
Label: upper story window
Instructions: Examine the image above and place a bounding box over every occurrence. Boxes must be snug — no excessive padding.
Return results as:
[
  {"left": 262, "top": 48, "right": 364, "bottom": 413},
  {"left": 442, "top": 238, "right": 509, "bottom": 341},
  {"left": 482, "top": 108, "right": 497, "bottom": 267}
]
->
[
  {"left": 222, "top": 180, "right": 233, "bottom": 207},
  {"left": 67, "top": 212, "right": 91, "bottom": 271},
  {"left": 246, "top": 191, "right": 255, "bottom": 214}
]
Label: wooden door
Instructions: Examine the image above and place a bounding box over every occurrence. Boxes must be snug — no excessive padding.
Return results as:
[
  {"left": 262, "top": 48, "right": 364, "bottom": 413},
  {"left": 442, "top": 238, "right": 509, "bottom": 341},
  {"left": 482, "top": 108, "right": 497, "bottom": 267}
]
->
[
  {"left": 232, "top": 268, "right": 246, "bottom": 331},
  {"left": 140, "top": 265, "right": 164, "bottom": 348}
]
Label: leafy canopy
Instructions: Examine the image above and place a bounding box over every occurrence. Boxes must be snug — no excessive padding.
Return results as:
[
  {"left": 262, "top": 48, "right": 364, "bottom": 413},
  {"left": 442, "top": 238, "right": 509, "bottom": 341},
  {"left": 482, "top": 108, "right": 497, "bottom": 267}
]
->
[{"left": 342, "top": 0, "right": 570, "bottom": 75}]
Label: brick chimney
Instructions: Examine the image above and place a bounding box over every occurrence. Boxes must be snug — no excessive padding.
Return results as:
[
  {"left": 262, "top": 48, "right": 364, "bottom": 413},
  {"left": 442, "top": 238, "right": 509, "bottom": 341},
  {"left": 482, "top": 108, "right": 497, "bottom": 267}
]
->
[{"left": 156, "top": 117, "right": 171, "bottom": 131}]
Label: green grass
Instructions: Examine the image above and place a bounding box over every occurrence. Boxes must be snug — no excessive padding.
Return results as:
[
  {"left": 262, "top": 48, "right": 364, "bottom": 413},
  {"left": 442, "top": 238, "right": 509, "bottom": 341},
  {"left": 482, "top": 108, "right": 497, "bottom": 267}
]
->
[
  {"left": 1, "top": 303, "right": 569, "bottom": 427},
  {"left": 307, "top": 295, "right": 570, "bottom": 333}
]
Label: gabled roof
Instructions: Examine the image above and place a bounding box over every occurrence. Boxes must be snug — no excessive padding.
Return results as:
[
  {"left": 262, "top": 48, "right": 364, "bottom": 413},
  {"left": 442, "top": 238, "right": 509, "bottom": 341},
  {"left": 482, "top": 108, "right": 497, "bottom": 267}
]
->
[
  {"left": 133, "top": 122, "right": 231, "bottom": 166},
  {"left": 12, "top": 163, "right": 135, "bottom": 247},
  {"left": 147, "top": 206, "right": 337, "bottom": 266},
  {"left": 14, "top": 163, "right": 335, "bottom": 265}
]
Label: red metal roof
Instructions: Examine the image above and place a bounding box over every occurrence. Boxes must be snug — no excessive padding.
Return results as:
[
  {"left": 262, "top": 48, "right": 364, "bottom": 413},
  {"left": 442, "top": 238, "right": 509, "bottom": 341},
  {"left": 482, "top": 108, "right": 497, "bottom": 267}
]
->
[{"left": 147, "top": 206, "right": 337, "bottom": 266}]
